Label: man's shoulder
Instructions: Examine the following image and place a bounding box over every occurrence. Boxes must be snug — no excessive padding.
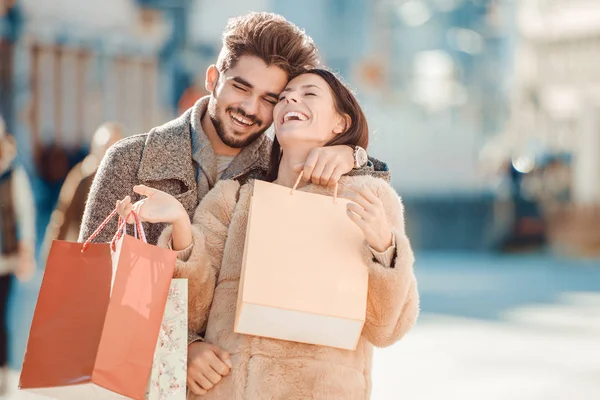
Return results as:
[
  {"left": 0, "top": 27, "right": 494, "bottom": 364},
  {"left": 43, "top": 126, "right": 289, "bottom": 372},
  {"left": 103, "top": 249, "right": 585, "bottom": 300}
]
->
[
  {"left": 109, "top": 133, "right": 148, "bottom": 157},
  {"left": 96, "top": 134, "right": 149, "bottom": 185},
  {"left": 108, "top": 107, "right": 192, "bottom": 159}
]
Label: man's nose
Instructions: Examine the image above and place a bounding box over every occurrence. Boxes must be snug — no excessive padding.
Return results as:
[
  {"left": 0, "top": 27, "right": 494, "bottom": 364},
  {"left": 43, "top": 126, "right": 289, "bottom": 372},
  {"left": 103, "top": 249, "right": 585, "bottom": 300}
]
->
[{"left": 242, "top": 96, "right": 260, "bottom": 115}]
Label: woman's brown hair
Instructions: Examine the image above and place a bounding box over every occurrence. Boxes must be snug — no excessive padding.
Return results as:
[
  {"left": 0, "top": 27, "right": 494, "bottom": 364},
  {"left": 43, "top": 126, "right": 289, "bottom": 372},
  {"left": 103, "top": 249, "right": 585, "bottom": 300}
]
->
[{"left": 268, "top": 69, "right": 369, "bottom": 181}]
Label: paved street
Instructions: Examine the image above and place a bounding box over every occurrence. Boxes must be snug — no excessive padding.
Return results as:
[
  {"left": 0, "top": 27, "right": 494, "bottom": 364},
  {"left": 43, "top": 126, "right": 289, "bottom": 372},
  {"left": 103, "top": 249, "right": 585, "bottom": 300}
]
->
[
  {"left": 371, "top": 253, "right": 600, "bottom": 400},
  {"left": 5, "top": 253, "right": 600, "bottom": 399}
]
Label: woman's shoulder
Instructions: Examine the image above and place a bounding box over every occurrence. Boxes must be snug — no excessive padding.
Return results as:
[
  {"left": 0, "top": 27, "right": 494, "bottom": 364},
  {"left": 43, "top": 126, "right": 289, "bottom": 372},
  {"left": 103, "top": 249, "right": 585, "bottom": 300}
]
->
[
  {"left": 195, "top": 179, "right": 240, "bottom": 214},
  {"left": 196, "top": 179, "right": 256, "bottom": 212},
  {"left": 341, "top": 175, "right": 400, "bottom": 199}
]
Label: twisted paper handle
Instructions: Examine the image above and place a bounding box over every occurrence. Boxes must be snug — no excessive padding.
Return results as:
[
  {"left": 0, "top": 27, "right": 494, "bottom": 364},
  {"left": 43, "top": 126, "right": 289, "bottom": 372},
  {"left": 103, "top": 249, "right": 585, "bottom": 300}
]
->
[
  {"left": 81, "top": 208, "right": 147, "bottom": 252},
  {"left": 290, "top": 174, "right": 338, "bottom": 203}
]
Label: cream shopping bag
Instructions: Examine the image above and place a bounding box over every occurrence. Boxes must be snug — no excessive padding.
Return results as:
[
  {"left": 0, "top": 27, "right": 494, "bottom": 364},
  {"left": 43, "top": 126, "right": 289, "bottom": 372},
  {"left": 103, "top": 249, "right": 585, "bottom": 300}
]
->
[
  {"left": 235, "top": 177, "right": 369, "bottom": 350},
  {"left": 146, "top": 279, "right": 188, "bottom": 400}
]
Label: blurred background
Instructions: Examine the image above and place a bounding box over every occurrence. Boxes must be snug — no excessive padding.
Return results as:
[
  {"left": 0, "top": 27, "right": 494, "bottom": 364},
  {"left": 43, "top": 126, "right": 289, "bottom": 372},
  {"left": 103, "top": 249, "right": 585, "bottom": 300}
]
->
[{"left": 1, "top": 0, "right": 599, "bottom": 399}]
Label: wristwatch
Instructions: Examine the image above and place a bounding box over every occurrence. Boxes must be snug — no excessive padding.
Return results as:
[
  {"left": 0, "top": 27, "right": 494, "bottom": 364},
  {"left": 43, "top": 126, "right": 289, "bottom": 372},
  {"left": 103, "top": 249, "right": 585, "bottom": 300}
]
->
[{"left": 352, "top": 145, "right": 368, "bottom": 169}]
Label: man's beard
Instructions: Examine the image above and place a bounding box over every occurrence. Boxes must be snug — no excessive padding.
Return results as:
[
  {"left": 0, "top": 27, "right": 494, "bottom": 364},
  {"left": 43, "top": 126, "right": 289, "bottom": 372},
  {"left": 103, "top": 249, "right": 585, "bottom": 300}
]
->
[{"left": 208, "top": 101, "right": 268, "bottom": 149}]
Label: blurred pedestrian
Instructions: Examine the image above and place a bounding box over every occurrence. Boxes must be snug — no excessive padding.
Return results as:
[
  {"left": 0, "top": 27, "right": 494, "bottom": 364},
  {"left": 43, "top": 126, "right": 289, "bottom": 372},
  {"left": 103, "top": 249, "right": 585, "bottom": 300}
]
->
[
  {"left": 41, "top": 122, "right": 124, "bottom": 254},
  {"left": 0, "top": 116, "right": 36, "bottom": 393}
]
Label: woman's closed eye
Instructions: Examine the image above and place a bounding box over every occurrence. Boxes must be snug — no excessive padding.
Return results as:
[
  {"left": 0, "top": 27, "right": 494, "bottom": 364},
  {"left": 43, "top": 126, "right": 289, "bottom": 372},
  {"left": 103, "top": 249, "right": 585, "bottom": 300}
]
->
[{"left": 305, "top": 92, "right": 317, "bottom": 97}]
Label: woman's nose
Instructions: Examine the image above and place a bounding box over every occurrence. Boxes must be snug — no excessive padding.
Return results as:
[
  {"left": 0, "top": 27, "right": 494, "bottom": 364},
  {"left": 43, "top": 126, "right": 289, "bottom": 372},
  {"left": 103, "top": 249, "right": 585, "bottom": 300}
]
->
[{"left": 286, "top": 93, "right": 299, "bottom": 103}]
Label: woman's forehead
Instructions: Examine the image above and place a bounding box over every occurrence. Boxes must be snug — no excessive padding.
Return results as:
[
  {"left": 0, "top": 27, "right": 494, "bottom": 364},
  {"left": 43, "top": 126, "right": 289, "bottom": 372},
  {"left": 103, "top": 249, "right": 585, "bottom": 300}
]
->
[{"left": 286, "top": 73, "right": 327, "bottom": 90}]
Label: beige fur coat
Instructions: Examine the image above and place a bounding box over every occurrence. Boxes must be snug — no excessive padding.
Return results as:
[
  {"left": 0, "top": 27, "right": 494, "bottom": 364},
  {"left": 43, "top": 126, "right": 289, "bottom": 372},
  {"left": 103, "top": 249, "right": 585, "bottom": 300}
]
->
[{"left": 158, "top": 175, "right": 419, "bottom": 400}]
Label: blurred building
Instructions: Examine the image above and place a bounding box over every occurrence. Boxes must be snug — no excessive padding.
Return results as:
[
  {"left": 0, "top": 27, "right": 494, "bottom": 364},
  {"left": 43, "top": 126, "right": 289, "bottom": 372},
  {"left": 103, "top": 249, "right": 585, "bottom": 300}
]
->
[
  {"left": 1, "top": 1, "right": 176, "bottom": 179},
  {"left": 508, "top": 0, "right": 600, "bottom": 256}
]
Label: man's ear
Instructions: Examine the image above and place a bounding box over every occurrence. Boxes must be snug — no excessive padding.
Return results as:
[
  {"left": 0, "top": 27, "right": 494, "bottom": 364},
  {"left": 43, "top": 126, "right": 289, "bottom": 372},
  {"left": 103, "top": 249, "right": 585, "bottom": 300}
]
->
[
  {"left": 205, "top": 65, "right": 219, "bottom": 92},
  {"left": 333, "top": 113, "right": 352, "bottom": 135}
]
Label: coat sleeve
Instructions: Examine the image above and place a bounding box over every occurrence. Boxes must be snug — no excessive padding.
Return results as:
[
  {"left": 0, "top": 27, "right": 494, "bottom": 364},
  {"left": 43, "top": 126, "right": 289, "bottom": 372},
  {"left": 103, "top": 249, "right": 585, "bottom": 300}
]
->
[
  {"left": 157, "top": 180, "right": 241, "bottom": 343},
  {"left": 348, "top": 156, "right": 392, "bottom": 184},
  {"left": 359, "top": 178, "right": 419, "bottom": 348},
  {"left": 78, "top": 136, "right": 145, "bottom": 244}
]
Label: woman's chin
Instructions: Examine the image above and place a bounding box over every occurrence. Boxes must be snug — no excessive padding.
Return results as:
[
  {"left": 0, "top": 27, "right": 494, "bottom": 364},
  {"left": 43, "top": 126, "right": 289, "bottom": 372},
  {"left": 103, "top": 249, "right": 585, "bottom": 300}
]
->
[{"left": 275, "top": 129, "right": 304, "bottom": 144}]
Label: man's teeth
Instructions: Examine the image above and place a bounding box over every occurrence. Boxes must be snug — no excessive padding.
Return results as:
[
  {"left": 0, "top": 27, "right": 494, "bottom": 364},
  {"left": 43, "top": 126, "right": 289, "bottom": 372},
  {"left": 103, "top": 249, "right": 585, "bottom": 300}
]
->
[
  {"left": 283, "top": 111, "right": 308, "bottom": 122},
  {"left": 231, "top": 113, "right": 253, "bottom": 126}
]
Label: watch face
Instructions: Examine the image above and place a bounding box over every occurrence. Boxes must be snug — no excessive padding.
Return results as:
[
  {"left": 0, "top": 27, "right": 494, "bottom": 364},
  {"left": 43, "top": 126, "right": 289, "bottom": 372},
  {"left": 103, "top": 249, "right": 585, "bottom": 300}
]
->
[{"left": 357, "top": 147, "right": 368, "bottom": 167}]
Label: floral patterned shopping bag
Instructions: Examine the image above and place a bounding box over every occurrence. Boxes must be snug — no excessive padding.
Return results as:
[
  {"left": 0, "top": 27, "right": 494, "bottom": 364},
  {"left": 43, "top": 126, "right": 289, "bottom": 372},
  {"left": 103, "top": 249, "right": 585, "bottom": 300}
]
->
[{"left": 146, "top": 279, "right": 188, "bottom": 400}]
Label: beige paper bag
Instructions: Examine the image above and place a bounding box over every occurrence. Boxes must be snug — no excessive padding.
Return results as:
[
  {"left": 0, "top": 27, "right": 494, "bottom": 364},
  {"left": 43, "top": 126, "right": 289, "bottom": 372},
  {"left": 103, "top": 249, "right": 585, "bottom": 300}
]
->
[{"left": 235, "top": 179, "right": 369, "bottom": 350}]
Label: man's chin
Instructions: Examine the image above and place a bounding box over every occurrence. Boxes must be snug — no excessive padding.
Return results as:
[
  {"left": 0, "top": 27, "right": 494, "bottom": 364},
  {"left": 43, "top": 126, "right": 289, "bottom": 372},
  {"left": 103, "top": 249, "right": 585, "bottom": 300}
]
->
[{"left": 219, "top": 130, "right": 265, "bottom": 149}]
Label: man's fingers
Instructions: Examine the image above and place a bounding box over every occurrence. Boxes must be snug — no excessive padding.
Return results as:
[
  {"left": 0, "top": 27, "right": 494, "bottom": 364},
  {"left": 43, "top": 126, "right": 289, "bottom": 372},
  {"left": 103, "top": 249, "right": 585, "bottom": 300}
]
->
[
  {"left": 319, "top": 163, "right": 336, "bottom": 187},
  {"left": 328, "top": 166, "right": 344, "bottom": 186},
  {"left": 302, "top": 152, "right": 319, "bottom": 181},
  {"left": 293, "top": 163, "right": 305, "bottom": 173},
  {"left": 310, "top": 164, "right": 326, "bottom": 186}
]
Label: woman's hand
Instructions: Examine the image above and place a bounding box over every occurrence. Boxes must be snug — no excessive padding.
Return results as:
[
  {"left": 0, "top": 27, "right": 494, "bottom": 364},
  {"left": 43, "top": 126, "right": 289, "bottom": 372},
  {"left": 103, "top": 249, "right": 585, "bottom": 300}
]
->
[
  {"left": 116, "top": 185, "right": 187, "bottom": 225},
  {"left": 116, "top": 185, "right": 192, "bottom": 250},
  {"left": 345, "top": 185, "right": 393, "bottom": 252}
]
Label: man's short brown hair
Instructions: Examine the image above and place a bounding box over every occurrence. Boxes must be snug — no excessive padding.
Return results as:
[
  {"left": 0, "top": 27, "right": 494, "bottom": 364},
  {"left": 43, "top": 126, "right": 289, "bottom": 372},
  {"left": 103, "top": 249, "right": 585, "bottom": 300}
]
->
[{"left": 217, "top": 12, "right": 319, "bottom": 78}]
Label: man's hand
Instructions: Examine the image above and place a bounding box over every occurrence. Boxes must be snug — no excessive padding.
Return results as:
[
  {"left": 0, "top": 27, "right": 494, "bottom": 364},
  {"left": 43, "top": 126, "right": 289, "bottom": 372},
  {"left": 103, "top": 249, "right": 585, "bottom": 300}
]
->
[
  {"left": 293, "top": 145, "right": 354, "bottom": 187},
  {"left": 187, "top": 341, "right": 232, "bottom": 396}
]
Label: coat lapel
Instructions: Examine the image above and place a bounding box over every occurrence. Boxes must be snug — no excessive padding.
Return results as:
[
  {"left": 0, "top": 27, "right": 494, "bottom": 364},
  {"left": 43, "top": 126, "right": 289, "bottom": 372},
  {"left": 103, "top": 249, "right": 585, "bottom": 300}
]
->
[
  {"left": 137, "top": 108, "right": 196, "bottom": 190},
  {"left": 221, "top": 134, "right": 272, "bottom": 181},
  {"left": 189, "top": 97, "right": 218, "bottom": 194}
]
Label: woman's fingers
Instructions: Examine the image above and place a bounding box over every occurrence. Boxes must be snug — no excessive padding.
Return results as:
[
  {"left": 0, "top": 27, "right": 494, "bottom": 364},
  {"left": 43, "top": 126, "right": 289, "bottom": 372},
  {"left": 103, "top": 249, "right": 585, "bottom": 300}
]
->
[{"left": 134, "top": 184, "right": 158, "bottom": 198}]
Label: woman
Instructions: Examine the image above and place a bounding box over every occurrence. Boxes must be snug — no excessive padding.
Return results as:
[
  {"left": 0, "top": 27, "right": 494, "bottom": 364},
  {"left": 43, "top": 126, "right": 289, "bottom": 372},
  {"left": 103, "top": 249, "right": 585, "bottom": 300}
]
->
[{"left": 118, "top": 69, "right": 419, "bottom": 399}]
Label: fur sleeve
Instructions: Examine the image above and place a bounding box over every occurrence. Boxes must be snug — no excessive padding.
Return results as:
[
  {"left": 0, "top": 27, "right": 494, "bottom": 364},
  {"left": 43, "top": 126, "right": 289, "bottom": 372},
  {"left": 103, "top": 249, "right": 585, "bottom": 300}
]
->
[
  {"left": 157, "top": 180, "right": 241, "bottom": 338},
  {"left": 355, "top": 177, "right": 419, "bottom": 348}
]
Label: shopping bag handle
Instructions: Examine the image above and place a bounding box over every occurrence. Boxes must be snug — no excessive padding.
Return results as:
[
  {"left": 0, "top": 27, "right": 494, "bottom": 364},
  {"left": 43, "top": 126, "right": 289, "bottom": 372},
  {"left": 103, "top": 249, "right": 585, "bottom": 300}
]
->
[
  {"left": 81, "top": 208, "right": 146, "bottom": 252},
  {"left": 290, "top": 173, "right": 339, "bottom": 203},
  {"left": 110, "top": 210, "right": 147, "bottom": 250},
  {"left": 113, "top": 211, "right": 147, "bottom": 242}
]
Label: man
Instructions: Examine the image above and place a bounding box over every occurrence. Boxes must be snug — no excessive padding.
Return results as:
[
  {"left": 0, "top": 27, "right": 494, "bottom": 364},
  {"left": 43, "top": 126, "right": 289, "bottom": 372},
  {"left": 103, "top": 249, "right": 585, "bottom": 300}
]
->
[{"left": 79, "top": 12, "right": 389, "bottom": 396}]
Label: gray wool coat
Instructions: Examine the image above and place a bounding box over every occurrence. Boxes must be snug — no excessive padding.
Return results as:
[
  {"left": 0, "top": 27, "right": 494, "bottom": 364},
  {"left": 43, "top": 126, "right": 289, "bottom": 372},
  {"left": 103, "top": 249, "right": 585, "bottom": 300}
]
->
[{"left": 78, "top": 97, "right": 390, "bottom": 246}]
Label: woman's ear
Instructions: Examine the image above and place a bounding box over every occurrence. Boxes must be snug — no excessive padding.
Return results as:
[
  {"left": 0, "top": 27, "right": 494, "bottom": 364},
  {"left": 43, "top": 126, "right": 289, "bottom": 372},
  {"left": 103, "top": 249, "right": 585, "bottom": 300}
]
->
[
  {"left": 205, "top": 65, "right": 219, "bottom": 92},
  {"left": 333, "top": 113, "right": 352, "bottom": 135}
]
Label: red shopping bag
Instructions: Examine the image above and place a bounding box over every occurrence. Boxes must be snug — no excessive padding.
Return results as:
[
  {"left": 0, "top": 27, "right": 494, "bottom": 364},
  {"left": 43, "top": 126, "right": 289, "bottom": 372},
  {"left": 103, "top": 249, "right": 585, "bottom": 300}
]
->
[{"left": 19, "top": 209, "right": 177, "bottom": 400}]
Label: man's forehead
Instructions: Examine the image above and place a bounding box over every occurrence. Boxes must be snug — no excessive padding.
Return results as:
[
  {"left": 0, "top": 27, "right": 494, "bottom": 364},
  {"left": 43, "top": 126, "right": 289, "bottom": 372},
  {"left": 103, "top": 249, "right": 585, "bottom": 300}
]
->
[{"left": 224, "top": 56, "right": 288, "bottom": 94}]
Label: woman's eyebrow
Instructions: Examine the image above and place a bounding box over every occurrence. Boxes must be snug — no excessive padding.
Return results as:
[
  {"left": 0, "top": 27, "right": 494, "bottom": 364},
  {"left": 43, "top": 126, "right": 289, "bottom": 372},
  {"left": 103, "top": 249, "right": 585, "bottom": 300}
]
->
[{"left": 281, "top": 84, "right": 323, "bottom": 93}]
